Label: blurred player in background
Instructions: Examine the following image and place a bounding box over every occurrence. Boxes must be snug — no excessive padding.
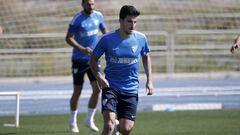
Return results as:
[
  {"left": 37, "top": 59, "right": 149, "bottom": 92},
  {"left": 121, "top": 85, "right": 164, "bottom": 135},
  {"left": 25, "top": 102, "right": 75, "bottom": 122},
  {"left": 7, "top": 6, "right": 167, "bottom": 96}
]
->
[
  {"left": 230, "top": 35, "right": 240, "bottom": 53},
  {"left": 65, "top": 0, "right": 107, "bottom": 133},
  {"left": 89, "top": 5, "right": 153, "bottom": 135}
]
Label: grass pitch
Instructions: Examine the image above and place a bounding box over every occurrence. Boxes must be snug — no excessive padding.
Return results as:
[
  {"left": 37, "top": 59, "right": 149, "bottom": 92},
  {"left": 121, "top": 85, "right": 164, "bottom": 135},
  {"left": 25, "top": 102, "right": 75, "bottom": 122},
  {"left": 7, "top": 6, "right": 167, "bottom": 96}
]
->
[{"left": 0, "top": 109, "right": 240, "bottom": 135}]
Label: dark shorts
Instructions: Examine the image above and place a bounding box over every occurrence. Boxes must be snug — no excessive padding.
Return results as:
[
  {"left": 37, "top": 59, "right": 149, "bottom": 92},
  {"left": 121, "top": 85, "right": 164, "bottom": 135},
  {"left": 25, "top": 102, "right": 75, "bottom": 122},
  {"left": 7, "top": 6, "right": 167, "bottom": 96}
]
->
[
  {"left": 101, "top": 88, "right": 138, "bottom": 121},
  {"left": 72, "top": 60, "right": 96, "bottom": 85}
]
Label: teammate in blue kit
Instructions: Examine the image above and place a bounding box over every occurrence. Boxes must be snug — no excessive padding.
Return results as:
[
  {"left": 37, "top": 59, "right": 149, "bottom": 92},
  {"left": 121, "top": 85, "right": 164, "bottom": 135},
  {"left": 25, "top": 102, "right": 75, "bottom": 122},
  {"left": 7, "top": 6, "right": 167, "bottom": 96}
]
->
[
  {"left": 89, "top": 5, "right": 153, "bottom": 135},
  {"left": 65, "top": 0, "right": 107, "bottom": 133}
]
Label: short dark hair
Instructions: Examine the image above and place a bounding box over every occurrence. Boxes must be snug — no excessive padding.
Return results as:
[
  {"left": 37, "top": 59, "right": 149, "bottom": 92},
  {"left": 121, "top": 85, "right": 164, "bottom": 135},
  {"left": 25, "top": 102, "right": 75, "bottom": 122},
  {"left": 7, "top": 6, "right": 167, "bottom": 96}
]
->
[
  {"left": 82, "top": 0, "right": 88, "bottom": 5},
  {"left": 119, "top": 5, "right": 140, "bottom": 19}
]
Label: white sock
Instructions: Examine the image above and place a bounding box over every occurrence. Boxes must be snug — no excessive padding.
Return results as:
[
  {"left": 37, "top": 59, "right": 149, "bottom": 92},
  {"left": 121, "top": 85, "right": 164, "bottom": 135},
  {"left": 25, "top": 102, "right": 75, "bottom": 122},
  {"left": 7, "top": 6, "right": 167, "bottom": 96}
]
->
[
  {"left": 86, "top": 108, "right": 96, "bottom": 122},
  {"left": 70, "top": 110, "right": 78, "bottom": 125}
]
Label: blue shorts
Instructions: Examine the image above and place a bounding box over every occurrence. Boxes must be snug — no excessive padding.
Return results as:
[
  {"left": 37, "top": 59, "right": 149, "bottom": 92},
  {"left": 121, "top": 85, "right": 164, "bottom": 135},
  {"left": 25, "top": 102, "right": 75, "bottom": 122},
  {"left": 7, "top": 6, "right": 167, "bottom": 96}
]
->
[
  {"left": 101, "top": 88, "right": 138, "bottom": 121},
  {"left": 71, "top": 60, "right": 96, "bottom": 85}
]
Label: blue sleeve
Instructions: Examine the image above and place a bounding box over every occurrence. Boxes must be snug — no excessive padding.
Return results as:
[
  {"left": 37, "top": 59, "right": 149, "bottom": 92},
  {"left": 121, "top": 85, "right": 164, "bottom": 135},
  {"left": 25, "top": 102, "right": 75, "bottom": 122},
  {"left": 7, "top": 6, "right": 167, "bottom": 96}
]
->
[
  {"left": 93, "top": 36, "right": 106, "bottom": 58},
  {"left": 141, "top": 36, "right": 150, "bottom": 56},
  {"left": 98, "top": 13, "right": 106, "bottom": 31},
  {"left": 67, "top": 13, "right": 80, "bottom": 33},
  {"left": 68, "top": 24, "right": 78, "bottom": 33}
]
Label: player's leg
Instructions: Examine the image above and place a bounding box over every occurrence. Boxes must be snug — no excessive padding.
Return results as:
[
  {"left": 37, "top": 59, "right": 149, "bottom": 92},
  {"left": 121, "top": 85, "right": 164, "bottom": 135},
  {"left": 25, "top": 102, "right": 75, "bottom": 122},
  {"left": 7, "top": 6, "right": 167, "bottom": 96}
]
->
[
  {"left": 69, "top": 85, "right": 82, "bottom": 133},
  {"left": 118, "top": 118, "right": 134, "bottom": 135},
  {"left": 70, "top": 85, "right": 82, "bottom": 110},
  {"left": 117, "top": 93, "right": 138, "bottom": 135},
  {"left": 102, "top": 110, "right": 117, "bottom": 135},
  {"left": 101, "top": 88, "right": 118, "bottom": 135},
  {"left": 84, "top": 67, "right": 101, "bottom": 132},
  {"left": 84, "top": 81, "right": 100, "bottom": 132},
  {"left": 69, "top": 61, "right": 85, "bottom": 133},
  {"left": 88, "top": 81, "right": 100, "bottom": 109},
  {"left": 87, "top": 63, "right": 101, "bottom": 109}
]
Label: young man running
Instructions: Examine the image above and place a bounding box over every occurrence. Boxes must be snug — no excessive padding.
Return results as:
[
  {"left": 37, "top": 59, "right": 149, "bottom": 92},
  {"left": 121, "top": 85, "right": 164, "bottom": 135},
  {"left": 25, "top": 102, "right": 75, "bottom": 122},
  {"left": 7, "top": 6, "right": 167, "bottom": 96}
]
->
[{"left": 89, "top": 5, "right": 153, "bottom": 135}]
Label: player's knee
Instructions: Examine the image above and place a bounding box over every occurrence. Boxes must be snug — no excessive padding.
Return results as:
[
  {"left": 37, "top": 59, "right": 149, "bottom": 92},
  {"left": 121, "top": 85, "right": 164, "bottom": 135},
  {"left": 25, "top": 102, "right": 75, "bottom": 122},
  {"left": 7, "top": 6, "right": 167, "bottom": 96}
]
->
[
  {"left": 72, "top": 90, "right": 81, "bottom": 97},
  {"left": 92, "top": 88, "right": 101, "bottom": 95},
  {"left": 104, "top": 120, "right": 115, "bottom": 133},
  {"left": 91, "top": 82, "right": 101, "bottom": 94},
  {"left": 119, "top": 124, "right": 133, "bottom": 135},
  {"left": 73, "top": 85, "right": 82, "bottom": 96}
]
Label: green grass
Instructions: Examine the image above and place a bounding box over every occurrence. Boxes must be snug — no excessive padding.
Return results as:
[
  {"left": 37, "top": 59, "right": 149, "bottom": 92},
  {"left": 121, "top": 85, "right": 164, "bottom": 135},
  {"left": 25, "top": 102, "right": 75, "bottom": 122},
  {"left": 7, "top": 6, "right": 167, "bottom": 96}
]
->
[{"left": 0, "top": 110, "right": 240, "bottom": 135}]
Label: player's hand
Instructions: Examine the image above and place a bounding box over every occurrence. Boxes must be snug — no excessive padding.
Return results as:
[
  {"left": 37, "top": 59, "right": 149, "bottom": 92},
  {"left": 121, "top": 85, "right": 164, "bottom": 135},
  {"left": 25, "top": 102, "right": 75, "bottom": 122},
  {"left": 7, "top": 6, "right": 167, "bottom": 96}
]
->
[
  {"left": 146, "top": 81, "right": 153, "bottom": 95},
  {"left": 82, "top": 47, "right": 93, "bottom": 55},
  {"left": 97, "top": 75, "right": 110, "bottom": 90},
  {"left": 230, "top": 44, "right": 239, "bottom": 53}
]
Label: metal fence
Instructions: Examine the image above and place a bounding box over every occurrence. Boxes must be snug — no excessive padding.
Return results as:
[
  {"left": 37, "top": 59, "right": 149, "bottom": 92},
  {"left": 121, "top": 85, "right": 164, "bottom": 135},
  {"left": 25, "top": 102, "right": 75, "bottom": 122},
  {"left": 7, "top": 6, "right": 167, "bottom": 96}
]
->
[{"left": 0, "top": 29, "right": 239, "bottom": 77}]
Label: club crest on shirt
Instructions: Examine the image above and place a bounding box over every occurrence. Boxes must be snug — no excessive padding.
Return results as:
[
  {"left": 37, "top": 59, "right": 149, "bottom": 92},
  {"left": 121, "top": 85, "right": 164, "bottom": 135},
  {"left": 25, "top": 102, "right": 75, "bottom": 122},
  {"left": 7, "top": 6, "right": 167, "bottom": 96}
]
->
[
  {"left": 81, "top": 21, "right": 87, "bottom": 28},
  {"left": 131, "top": 45, "right": 138, "bottom": 53}
]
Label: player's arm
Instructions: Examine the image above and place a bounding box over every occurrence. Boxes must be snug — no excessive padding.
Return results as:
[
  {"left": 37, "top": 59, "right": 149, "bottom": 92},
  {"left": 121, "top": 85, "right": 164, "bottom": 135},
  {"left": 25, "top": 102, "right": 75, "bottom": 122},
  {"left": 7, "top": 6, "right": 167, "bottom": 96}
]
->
[
  {"left": 142, "top": 53, "right": 153, "bottom": 95},
  {"left": 99, "top": 13, "right": 108, "bottom": 35},
  {"left": 230, "top": 35, "right": 240, "bottom": 54},
  {"left": 89, "top": 53, "right": 109, "bottom": 89},
  {"left": 100, "top": 27, "right": 108, "bottom": 35},
  {"left": 65, "top": 32, "right": 92, "bottom": 54}
]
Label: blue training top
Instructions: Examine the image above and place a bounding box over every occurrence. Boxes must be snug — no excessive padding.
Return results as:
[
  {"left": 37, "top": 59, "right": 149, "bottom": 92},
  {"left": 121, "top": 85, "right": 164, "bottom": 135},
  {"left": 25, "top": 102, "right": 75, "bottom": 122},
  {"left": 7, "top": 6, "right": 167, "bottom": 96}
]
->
[
  {"left": 93, "top": 30, "right": 150, "bottom": 94},
  {"left": 67, "top": 10, "right": 106, "bottom": 62}
]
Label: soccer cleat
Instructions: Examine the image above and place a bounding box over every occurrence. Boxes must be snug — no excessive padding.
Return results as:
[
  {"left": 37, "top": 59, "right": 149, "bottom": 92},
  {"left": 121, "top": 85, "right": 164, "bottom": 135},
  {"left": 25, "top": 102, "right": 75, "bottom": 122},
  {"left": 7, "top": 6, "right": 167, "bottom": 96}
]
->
[
  {"left": 112, "top": 119, "right": 120, "bottom": 135},
  {"left": 84, "top": 120, "right": 99, "bottom": 132},
  {"left": 69, "top": 124, "right": 79, "bottom": 133}
]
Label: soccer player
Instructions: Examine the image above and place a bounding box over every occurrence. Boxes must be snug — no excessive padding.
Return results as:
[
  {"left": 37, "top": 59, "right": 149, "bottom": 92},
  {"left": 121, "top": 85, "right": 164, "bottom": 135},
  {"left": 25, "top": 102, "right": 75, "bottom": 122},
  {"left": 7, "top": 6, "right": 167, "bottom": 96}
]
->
[
  {"left": 230, "top": 35, "right": 240, "bottom": 53},
  {"left": 65, "top": 0, "right": 107, "bottom": 133},
  {"left": 89, "top": 5, "right": 154, "bottom": 135}
]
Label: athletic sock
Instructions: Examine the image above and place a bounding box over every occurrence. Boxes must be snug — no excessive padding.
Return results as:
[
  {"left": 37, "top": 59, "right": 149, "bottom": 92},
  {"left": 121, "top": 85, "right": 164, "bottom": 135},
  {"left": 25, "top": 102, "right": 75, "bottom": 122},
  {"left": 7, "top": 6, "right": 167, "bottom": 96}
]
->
[
  {"left": 86, "top": 108, "right": 96, "bottom": 122},
  {"left": 70, "top": 110, "right": 78, "bottom": 125}
]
